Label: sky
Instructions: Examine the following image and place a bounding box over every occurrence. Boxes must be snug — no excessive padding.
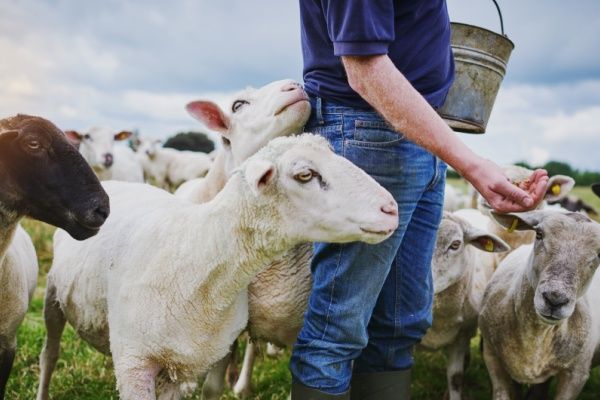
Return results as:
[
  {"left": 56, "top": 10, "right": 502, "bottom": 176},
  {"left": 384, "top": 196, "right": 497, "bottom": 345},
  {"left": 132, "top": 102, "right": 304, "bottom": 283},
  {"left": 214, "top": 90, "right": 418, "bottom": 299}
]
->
[{"left": 1, "top": 0, "right": 599, "bottom": 170}]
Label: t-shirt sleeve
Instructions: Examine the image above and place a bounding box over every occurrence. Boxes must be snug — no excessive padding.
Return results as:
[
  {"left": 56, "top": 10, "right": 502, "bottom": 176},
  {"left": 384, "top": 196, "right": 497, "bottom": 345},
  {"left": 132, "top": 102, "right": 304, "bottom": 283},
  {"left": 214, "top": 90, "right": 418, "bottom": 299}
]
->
[{"left": 322, "top": 0, "right": 395, "bottom": 56}]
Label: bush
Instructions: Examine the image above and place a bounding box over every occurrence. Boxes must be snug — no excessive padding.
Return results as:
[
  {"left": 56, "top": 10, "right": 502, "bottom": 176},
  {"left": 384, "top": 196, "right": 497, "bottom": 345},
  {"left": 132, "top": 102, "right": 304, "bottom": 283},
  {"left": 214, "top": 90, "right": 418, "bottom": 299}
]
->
[{"left": 163, "top": 131, "right": 215, "bottom": 153}]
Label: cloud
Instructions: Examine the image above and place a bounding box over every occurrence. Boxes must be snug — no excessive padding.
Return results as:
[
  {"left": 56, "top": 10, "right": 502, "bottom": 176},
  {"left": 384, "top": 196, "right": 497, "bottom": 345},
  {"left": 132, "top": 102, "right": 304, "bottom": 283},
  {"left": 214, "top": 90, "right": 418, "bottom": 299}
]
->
[{"left": 458, "top": 80, "right": 600, "bottom": 170}]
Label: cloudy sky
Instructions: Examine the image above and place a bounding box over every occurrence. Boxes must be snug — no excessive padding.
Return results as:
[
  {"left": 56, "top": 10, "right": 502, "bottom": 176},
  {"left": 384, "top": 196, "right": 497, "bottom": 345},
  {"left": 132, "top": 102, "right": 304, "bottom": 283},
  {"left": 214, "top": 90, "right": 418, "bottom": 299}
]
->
[{"left": 1, "top": 0, "right": 599, "bottom": 169}]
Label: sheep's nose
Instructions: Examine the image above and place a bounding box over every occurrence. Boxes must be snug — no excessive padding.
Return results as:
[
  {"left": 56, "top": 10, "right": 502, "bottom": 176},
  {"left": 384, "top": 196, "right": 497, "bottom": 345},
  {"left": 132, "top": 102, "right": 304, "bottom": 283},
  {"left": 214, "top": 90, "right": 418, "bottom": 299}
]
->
[
  {"left": 381, "top": 201, "right": 398, "bottom": 217},
  {"left": 281, "top": 82, "right": 301, "bottom": 92},
  {"left": 103, "top": 153, "right": 114, "bottom": 168},
  {"left": 542, "top": 290, "right": 569, "bottom": 308}
]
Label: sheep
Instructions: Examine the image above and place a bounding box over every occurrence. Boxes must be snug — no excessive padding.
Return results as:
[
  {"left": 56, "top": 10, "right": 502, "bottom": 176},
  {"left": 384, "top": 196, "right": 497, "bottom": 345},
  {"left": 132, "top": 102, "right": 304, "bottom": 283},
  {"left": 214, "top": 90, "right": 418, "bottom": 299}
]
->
[
  {"left": 174, "top": 78, "right": 310, "bottom": 202},
  {"left": 548, "top": 194, "right": 599, "bottom": 216},
  {"left": 420, "top": 212, "right": 510, "bottom": 400},
  {"left": 172, "top": 79, "right": 312, "bottom": 398},
  {"left": 478, "top": 166, "right": 575, "bottom": 254},
  {"left": 443, "top": 184, "right": 472, "bottom": 212},
  {"left": 479, "top": 210, "right": 600, "bottom": 400},
  {"left": 0, "top": 114, "right": 109, "bottom": 399},
  {"left": 592, "top": 183, "right": 600, "bottom": 198},
  {"left": 36, "top": 134, "right": 399, "bottom": 400},
  {"left": 65, "top": 127, "right": 144, "bottom": 183},
  {"left": 135, "top": 139, "right": 213, "bottom": 190}
]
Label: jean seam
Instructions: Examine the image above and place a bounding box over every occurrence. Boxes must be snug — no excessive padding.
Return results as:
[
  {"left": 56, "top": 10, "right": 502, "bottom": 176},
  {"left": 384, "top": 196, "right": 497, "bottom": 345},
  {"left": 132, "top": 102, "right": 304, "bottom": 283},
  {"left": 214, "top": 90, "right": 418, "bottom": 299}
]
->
[
  {"left": 426, "top": 157, "right": 441, "bottom": 191},
  {"left": 319, "top": 244, "right": 344, "bottom": 342}
]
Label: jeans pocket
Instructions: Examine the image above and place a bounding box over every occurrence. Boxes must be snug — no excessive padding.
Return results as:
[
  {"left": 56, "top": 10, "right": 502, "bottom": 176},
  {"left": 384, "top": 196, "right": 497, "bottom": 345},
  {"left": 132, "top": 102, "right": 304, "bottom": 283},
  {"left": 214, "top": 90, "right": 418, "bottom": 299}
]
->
[{"left": 347, "top": 119, "right": 404, "bottom": 148}]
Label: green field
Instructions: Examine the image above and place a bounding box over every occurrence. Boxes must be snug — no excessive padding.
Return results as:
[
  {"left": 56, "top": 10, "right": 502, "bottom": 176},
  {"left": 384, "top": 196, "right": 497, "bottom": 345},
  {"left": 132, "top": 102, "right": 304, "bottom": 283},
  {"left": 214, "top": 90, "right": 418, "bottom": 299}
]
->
[{"left": 6, "top": 183, "right": 600, "bottom": 399}]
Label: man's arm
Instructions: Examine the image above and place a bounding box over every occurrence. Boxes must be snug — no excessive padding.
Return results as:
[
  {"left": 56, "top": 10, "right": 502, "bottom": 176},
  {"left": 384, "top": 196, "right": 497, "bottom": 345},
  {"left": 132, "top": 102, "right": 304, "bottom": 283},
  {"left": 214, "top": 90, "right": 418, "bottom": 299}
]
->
[{"left": 342, "top": 54, "right": 548, "bottom": 213}]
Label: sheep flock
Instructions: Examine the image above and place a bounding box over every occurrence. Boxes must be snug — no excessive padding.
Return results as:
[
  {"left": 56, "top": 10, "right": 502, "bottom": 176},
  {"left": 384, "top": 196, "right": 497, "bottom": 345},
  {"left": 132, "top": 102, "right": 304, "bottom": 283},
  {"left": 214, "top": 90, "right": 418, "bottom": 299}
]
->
[{"left": 1, "top": 80, "right": 600, "bottom": 400}]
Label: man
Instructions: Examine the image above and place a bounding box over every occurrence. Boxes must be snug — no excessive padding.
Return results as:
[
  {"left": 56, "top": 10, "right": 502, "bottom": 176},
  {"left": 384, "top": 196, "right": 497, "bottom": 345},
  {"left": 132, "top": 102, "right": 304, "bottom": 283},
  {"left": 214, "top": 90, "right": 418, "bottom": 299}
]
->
[{"left": 290, "top": 1, "right": 548, "bottom": 399}]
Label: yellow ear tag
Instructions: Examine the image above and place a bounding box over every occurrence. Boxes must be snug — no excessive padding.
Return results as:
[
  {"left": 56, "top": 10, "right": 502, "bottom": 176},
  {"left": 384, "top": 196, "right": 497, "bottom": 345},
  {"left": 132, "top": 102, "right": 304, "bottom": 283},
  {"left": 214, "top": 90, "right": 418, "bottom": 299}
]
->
[
  {"left": 551, "top": 184, "right": 561, "bottom": 196},
  {"left": 484, "top": 238, "right": 495, "bottom": 252},
  {"left": 507, "top": 218, "right": 519, "bottom": 233}
]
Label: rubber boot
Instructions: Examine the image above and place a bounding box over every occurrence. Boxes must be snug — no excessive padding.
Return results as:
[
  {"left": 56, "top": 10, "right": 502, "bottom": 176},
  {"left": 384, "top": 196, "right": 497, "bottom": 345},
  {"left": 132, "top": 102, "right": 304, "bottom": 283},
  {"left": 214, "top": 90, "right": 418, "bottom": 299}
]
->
[
  {"left": 349, "top": 369, "right": 411, "bottom": 400},
  {"left": 291, "top": 381, "right": 350, "bottom": 400}
]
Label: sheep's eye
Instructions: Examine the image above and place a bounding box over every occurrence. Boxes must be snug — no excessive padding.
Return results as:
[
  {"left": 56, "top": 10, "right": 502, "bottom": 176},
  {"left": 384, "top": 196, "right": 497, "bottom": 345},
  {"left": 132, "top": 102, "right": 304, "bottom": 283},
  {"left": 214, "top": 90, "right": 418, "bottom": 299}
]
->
[
  {"left": 232, "top": 100, "right": 249, "bottom": 113},
  {"left": 294, "top": 170, "right": 313, "bottom": 183},
  {"left": 83, "top": 134, "right": 91, "bottom": 140},
  {"left": 449, "top": 240, "right": 461, "bottom": 251},
  {"left": 27, "top": 140, "right": 41, "bottom": 150},
  {"left": 535, "top": 229, "right": 544, "bottom": 241},
  {"left": 222, "top": 137, "right": 231, "bottom": 147}
]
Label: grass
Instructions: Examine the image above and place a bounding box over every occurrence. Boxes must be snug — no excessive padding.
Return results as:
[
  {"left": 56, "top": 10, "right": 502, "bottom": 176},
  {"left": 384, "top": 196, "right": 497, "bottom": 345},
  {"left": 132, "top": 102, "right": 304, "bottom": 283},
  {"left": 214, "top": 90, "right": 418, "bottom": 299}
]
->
[{"left": 7, "top": 184, "right": 600, "bottom": 399}]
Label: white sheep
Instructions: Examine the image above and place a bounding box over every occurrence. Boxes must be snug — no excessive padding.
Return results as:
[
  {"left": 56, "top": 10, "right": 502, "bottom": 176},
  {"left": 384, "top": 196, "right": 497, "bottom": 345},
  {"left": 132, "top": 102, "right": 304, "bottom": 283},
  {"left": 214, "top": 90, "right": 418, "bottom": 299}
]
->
[
  {"left": 0, "top": 115, "right": 109, "bottom": 399},
  {"left": 420, "top": 212, "right": 509, "bottom": 400},
  {"left": 443, "top": 184, "right": 472, "bottom": 212},
  {"left": 174, "top": 78, "right": 310, "bottom": 202},
  {"left": 36, "top": 134, "right": 399, "bottom": 400},
  {"left": 66, "top": 127, "right": 144, "bottom": 183},
  {"left": 479, "top": 210, "right": 600, "bottom": 400},
  {"left": 172, "top": 79, "right": 312, "bottom": 398},
  {"left": 135, "top": 139, "right": 213, "bottom": 190}
]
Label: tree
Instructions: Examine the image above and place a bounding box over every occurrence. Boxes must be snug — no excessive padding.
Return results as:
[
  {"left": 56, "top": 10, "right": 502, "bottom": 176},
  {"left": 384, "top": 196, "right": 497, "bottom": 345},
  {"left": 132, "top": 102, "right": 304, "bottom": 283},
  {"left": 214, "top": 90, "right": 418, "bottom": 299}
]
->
[{"left": 163, "top": 131, "right": 215, "bottom": 153}]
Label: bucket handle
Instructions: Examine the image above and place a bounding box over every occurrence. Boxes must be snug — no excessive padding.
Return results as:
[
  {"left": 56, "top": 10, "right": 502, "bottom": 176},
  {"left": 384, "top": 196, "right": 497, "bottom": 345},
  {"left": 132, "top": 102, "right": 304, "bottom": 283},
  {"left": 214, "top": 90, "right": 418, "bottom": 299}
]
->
[{"left": 491, "top": 0, "right": 506, "bottom": 36}]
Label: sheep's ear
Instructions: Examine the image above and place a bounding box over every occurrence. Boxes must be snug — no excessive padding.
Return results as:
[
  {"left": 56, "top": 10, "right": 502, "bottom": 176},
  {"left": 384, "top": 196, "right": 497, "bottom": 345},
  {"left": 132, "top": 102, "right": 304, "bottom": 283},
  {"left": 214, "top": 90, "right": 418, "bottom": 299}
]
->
[
  {"left": 114, "top": 131, "right": 132, "bottom": 141},
  {"left": 245, "top": 158, "right": 276, "bottom": 195},
  {"left": 545, "top": 175, "right": 575, "bottom": 203},
  {"left": 490, "top": 211, "right": 544, "bottom": 232},
  {"left": 186, "top": 101, "right": 230, "bottom": 134},
  {"left": 592, "top": 183, "right": 600, "bottom": 199},
  {"left": 64, "top": 130, "right": 83, "bottom": 144},
  {"left": 464, "top": 227, "right": 510, "bottom": 253},
  {"left": 0, "top": 130, "right": 19, "bottom": 145}
]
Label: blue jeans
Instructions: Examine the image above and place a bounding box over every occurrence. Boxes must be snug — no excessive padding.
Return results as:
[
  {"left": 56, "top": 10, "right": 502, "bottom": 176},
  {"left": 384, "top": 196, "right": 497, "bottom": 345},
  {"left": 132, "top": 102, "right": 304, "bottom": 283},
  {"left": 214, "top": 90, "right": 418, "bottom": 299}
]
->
[{"left": 290, "top": 97, "right": 446, "bottom": 394}]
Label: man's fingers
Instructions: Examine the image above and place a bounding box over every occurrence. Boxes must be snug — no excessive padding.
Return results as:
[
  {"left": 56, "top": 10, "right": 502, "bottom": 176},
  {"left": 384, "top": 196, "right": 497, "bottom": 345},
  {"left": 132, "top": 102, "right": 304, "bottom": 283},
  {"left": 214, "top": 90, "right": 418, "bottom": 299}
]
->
[{"left": 501, "top": 180, "right": 534, "bottom": 208}]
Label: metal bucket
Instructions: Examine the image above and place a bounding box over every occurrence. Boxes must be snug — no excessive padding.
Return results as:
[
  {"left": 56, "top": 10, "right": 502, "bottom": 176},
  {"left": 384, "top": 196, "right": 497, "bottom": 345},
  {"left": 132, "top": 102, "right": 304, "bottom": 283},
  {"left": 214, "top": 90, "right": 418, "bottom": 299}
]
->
[{"left": 438, "top": 1, "right": 514, "bottom": 134}]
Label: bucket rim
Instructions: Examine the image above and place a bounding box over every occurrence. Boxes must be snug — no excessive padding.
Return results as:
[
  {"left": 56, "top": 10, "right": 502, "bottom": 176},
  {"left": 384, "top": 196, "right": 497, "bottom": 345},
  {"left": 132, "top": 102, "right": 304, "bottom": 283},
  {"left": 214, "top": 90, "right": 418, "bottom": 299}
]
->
[{"left": 450, "top": 22, "right": 515, "bottom": 49}]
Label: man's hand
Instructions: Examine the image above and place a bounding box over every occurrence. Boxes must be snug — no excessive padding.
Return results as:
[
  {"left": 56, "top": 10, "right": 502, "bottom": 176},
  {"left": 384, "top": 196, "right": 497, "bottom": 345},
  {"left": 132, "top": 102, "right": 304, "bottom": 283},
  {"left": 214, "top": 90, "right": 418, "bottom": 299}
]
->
[{"left": 464, "top": 157, "right": 549, "bottom": 213}]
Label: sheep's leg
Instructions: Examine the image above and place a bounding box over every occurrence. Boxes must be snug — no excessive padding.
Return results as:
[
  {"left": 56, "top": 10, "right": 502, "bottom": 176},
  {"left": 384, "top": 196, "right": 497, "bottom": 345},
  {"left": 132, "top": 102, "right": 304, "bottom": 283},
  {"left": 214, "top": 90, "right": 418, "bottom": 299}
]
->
[
  {"left": 113, "top": 356, "right": 160, "bottom": 400},
  {"left": 201, "top": 353, "right": 231, "bottom": 400},
  {"left": 36, "top": 283, "right": 66, "bottom": 400},
  {"left": 553, "top": 368, "right": 589, "bottom": 400},
  {"left": 446, "top": 333, "right": 471, "bottom": 400},
  {"left": 232, "top": 338, "right": 257, "bottom": 398},
  {"left": 482, "top": 338, "right": 517, "bottom": 400},
  {"left": 0, "top": 343, "right": 16, "bottom": 400},
  {"left": 225, "top": 338, "right": 239, "bottom": 387}
]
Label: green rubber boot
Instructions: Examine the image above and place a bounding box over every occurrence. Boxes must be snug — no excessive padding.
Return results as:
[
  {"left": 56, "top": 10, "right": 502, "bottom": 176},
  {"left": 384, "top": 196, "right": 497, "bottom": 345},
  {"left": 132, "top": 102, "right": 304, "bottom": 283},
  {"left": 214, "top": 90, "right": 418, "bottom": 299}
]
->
[
  {"left": 291, "top": 382, "right": 350, "bottom": 400},
  {"left": 349, "top": 369, "right": 411, "bottom": 400}
]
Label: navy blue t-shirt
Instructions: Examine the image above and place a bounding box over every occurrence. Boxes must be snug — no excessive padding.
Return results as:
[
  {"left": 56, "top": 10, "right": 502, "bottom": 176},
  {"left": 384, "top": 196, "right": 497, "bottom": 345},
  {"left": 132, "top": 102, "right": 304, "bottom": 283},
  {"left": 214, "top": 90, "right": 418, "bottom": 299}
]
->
[{"left": 300, "top": 0, "right": 455, "bottom": 109}]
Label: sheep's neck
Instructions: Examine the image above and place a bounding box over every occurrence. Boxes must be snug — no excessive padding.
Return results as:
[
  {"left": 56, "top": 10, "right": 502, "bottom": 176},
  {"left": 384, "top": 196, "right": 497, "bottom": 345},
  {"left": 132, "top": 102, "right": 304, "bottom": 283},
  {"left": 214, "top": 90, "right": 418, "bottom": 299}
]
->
[
  {"left": 0, "top": 206, "right": 19, "bottom": 266},
  {"left": 185, "top": 177, "right": 291, "bottom": 316},
  {"left": 197, "top": 149, "right": 229, "bottom": 203}
]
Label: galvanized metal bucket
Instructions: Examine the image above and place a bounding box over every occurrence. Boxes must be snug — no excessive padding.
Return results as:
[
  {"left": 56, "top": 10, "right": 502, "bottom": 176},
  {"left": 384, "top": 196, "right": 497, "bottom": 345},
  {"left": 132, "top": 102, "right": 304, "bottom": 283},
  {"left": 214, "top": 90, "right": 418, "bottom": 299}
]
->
[{"left": 438, "top": 1, "right": 514, "bottom": 134}]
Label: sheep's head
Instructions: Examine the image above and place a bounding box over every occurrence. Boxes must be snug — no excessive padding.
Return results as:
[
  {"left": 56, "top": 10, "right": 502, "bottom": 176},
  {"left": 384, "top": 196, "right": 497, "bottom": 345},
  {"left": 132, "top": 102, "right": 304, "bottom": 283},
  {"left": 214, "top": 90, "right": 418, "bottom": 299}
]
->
[
  {"left": 0, "top": 115, "right": 109, "bottom": 240},
  {"left": 432, "top": 212, "right": 509, "bottom": 294},
  {"left": 592, "top": 183, "right": 600, "bottom": 199},
  {"left": 186, "top": 79, "right": 310, "bottom": 172},
  {"left": 66, "top": 127, "right": 132, "bottom": 172},
  {"left": 491, "top": 210, "right": 600, "bottom": 325},
  {"left": 238, "top": 133, "right": 398, "bottom": 245}
]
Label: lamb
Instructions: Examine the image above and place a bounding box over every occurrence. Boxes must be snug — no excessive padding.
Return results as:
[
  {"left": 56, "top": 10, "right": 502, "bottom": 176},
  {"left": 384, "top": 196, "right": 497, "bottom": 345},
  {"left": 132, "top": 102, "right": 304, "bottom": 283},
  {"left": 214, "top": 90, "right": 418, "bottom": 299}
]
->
[
  {"left": 479, "top": 210, "right": 600, "bottom": 400},
  {"left": 172, "top": 79, "right": 312, "bottom": 398},
  {"left": 135, "top": 139, "right": 213, "bottom": 190},
  {"left": 0, "top": 114, "right": 109, "bottom": 399},
  {"left": 174, "top": 78, "right": 310, "bottom": 202},
  {"left": 420, "top": 212, "right": 510, "bottom": 400},
  {"left": 66, "top": 127, "right": 144, "bottom": 183},
  {"left": 36, "top": 134, "right": 399, "bottom": 400}
]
